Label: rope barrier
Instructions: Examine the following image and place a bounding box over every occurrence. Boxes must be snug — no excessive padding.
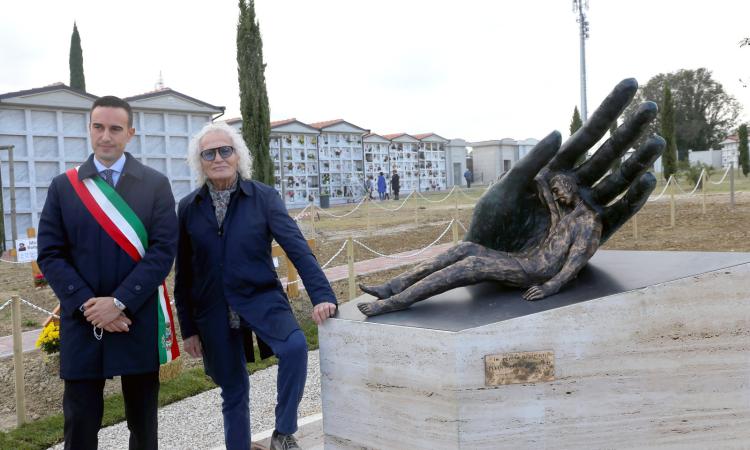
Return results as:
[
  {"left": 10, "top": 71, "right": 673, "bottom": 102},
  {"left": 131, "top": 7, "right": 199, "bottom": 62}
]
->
[
  {"left": 457, "top": 220, "right": 468, "bottom": 233},
  {"left": 315, "top": 196, "right": 367, "bottom": 218},
  {"left": 415, "top": 186, "right": 456, "bottom": 203},
  {"left": 458, "top": 188, "right": 484, "bottom": 200},
  {"left": 649, "top": 165, "right": 732, "bottom": 202},
  {"left": 0, "top": 259, "right": 30, "bottom": 265},
  {"left": 280, "top": 240, "right": 347, "bottom": 289},
  {"left": 649, "top": 175, "right": 674, "bottom": 202},
  {"left": 368, "top": 191, "right": 415, "bottom": 211},
  {"left": 19, "top": 298, "right": 59, "bottom": 318},
  {"left": 291, "top": 203, "right": 312, "bottom": 221},
  {"left": 353, "top": 220, "right": 454, "bottom": 259},
  {"left": 0, "top": 298, "right": 59, "bottom": 318},
  {"left": 320, "top": 240, "right": 348, "bottom": 269},
  {"left": 710, "top": 166, "right": 732, "bottom": 185}
]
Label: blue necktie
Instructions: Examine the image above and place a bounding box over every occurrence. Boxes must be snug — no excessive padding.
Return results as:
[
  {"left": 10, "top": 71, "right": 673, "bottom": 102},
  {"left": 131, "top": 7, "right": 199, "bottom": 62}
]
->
[{"left": 101, "top": 169, "right": 115, "bottom": 187}]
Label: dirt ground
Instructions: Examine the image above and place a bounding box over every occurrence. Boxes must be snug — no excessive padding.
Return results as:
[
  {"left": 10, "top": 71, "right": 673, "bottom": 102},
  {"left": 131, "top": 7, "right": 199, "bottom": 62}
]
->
[{"left": 0, "top": 188, "right": 748, "bottom": 430}]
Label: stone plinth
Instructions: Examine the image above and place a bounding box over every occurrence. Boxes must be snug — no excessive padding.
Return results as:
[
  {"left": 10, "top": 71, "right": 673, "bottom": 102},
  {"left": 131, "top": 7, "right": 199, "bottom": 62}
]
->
[{"left": 319, "top": 251, "right": 750, "bottom": 449}]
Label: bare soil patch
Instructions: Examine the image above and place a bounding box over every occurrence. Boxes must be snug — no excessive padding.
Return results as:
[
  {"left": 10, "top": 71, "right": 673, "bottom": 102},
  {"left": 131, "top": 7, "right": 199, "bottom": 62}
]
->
[{"left": 0, "top": 190, "right": 747, "bottom": 430}]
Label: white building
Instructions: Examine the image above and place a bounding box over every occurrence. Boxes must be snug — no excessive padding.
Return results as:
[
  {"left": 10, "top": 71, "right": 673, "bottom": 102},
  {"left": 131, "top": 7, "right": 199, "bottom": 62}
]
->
[
  {"left": 382, "top": 133, "right": 420, "bottom": 193},
  {"left": 469, "top": 138, "right": 523, "bottom": 184},
  {"left": 363, "top": 133, "right": 392, "bottom": 190},
  {"left": 0, "top": 83, "right": 223, "bottom": 246},
  {"left": 310, "top": 119, "right": 368, "bottom": 204},
  {"left": 268, "top": 118, "right": 321, "bottom": 205},
  {"left": 414, "top": 133, "right": 449, "bottom": 192},
  {"left": 444, "top": 139, "right": 468, "bottom": 187},
  {"left": 688, "top": 149, "right": 723, "bottom": 169}
]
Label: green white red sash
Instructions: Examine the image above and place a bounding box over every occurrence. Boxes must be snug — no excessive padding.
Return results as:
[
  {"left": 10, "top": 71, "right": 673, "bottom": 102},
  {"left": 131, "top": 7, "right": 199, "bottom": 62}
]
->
[{"left": 65, "top": 167, "right": 179, "bottom": 364}]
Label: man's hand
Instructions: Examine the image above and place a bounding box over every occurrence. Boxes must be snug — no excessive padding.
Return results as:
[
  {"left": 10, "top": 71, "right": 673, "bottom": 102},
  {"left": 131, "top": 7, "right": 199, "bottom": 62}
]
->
[
  {"left": 183, "top": 335, "right": 203, "bottom": 358},
  {"left": 312, "top": 302, "right": 337, "bottom": 325},
  {"left": 83, "top": 297, "right": 122, "bottom": 328},
  {"left": 465, "top": 78, "right": 665, "bottom": 253},
  {"left": 102, "top": 313, "right": 132, "bottom": 333}
]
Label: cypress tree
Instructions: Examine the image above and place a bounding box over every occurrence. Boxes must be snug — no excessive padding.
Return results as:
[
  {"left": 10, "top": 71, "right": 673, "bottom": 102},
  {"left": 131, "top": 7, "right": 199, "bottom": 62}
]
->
[
  {"left": 739, "top": 124, "right": 749, "bottom": 177},
  {"left": 660, "top": 83, "right": 678, "bottom": 180},
  {"left": 237, "top": 0, "right": 272, "bottom": 185},
  {"left": 69, "top": 22, "right": 86, "bottom": 92},
  {"left": 570, "top": 106, "right": 584, "bottom": 165}
]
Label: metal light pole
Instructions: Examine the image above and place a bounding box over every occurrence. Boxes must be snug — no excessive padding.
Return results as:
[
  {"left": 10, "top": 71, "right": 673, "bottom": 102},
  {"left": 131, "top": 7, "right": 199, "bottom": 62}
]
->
[{"left": 573, "top": 0, "right": 590, "bottom": 121}]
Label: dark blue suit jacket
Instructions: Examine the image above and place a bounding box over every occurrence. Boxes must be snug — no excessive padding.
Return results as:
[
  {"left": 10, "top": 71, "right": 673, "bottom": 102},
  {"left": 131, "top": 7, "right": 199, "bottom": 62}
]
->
[
  {"left": 37, "top": 153, "right": 177, "bottom": 380},
  {"left": 174, "top": 179, "right": 336, "bottom": 345}
]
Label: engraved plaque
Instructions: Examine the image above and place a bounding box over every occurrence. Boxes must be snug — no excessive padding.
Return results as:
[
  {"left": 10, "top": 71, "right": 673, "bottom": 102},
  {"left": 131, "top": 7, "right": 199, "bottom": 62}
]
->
[{"left": 484, "top": 351, "right": 555, "bottom": 386}]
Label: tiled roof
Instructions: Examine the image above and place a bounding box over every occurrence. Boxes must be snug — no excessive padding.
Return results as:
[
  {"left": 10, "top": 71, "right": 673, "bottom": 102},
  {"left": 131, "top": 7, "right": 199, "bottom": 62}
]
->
[
  {"left": 271, "top": 118, "right": 297, "bottom": 127},
  {"left": 413, "top": 132, "right": 449, "bottom": 142},
  {"left": 382, "top": 133, "right": 407, "bottom": 140},
  {"left": 124, "top": 88, "right": 224, "bottom": 111},
  {"left": 309, "top": 119, "right": 345, "bottom": 129},
  {"left": 0, "top": 83, "right": 98, "bottom": 100}
]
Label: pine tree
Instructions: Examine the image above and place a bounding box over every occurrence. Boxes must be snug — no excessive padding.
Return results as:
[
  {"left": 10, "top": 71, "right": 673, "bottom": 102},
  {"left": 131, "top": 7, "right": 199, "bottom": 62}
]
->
[
  {"left": 237, "top": 0, "right": 272, "bottom": 185},
  {"left": 69, "top": 22, "right": 86, "bottom": 92},
  {"left": 660, "top": 83, "right": 678, "bottom": 181},
  {"left": 570, "top": 106, "right": 584, "bottom": 165},
  {"left": 739, "top": 124, "right": 749, "bottom": 177},
  {"left": 569, "top": 106, "right": 583, "bottom": 136},
  {"left": 609, "top": 121, "right": 621, "bottom": 171}
]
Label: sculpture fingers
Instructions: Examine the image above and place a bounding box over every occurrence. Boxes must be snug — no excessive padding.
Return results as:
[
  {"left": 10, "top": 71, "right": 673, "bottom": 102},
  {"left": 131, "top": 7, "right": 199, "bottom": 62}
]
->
[
  {"left": 503, "top": 131, "right": 561, "bottom": 191},
  {"left": 575, "top": 102, "right": 658, "bottom": 186},
  {"left": 591, "top": 135, "right": 665, "bottom": 206},
  {"left": 548, "top": 78, "right": 639, "bottom": 172},
  {"left": 600, "top": 172, "right": 657, "bottom": 243}
]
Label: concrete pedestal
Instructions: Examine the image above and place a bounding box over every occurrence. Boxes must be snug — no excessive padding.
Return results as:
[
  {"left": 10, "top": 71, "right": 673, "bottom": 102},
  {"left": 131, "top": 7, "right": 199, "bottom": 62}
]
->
[{"left": 319, "top": 251, "right": 750, "bottom": 449}]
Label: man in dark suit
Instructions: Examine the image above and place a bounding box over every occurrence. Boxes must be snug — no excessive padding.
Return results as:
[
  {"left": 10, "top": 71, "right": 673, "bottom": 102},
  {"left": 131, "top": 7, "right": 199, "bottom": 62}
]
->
[
  {"left": 38, "top": 96, "right": 177, "bottom": 450},
  {"left": 390, "top": 169, "right": 400, "bottom": 200}
]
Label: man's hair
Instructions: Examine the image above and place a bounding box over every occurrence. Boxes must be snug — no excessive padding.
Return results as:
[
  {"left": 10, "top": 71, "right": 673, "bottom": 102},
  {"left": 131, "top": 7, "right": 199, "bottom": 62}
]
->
[
  {"left": 549, "top": 173, "right": 578, "bottom": 193},
  {"left": 188, "top": 122, "right": 253, "bottom": 186},
  {"left": 91, "top": 96, "right": 134, "bottom": 127}
]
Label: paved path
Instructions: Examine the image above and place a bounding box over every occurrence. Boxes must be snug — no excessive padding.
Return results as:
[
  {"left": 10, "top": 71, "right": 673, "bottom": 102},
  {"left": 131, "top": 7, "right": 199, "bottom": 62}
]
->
[
  {"left": 1, "top": 242, "right": 454, "bottom": 358},
  {"left": 0, "top": 329, "right": 42, "bottom": 358}
]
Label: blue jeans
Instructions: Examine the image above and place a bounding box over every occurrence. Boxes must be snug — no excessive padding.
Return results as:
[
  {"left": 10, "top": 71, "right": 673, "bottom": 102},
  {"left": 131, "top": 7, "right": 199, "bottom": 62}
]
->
[{"left": 200, "top": 315, "right": 308, "bottom": 450}]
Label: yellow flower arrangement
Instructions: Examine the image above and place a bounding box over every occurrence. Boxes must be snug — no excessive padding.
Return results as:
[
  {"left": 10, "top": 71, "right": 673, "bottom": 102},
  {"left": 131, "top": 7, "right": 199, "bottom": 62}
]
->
[{"left": 36, "top": 321, "right": 60, "bottom": 354}]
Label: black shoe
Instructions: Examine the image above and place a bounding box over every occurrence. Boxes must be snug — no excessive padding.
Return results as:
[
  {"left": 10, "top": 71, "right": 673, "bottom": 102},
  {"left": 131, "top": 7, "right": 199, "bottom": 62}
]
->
[{"left": 270, "top": 430, "right": 300, "bottom": 450}]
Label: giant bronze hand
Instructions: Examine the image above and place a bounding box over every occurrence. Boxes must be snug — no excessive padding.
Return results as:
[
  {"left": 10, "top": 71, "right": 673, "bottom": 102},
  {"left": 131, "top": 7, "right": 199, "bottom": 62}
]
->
[{"left": 465, "top": 78, "right": 664, "bottom": 253}]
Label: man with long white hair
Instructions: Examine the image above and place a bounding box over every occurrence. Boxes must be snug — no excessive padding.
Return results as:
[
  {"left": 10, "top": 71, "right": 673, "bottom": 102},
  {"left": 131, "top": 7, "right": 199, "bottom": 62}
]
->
[{"left": 174, "top": 122, "right": 337, "bottom": 450}]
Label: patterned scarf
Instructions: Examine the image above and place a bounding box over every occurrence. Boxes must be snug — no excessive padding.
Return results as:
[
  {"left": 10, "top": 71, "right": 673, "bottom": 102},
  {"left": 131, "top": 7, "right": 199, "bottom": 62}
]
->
[{"left": 207, "top": 176, "right": 239, "bottom": 227}]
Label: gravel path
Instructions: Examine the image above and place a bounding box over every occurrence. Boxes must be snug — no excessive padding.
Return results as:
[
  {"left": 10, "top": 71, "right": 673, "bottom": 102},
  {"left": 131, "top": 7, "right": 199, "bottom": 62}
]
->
[{"left": 49, "top": 351, "right": 322, "bottom": 450}]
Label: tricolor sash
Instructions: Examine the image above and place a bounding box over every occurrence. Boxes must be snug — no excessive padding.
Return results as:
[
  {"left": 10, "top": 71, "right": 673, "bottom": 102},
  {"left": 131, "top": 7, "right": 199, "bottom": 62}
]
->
[{"left": 66, "top": 167, "right": 179, "bottom": 364}]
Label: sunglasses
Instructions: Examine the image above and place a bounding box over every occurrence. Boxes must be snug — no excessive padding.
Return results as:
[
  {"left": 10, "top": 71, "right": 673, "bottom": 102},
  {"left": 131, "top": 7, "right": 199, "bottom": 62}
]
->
[{"left": 200, "top": 146, "right": 235, "bottom": 161}]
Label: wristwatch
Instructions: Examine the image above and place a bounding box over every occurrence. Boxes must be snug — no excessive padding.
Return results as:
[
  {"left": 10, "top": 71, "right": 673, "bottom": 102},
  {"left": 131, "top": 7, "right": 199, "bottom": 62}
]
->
[{"left": 113, "top": 298, "right": 127, "bottom": 311}]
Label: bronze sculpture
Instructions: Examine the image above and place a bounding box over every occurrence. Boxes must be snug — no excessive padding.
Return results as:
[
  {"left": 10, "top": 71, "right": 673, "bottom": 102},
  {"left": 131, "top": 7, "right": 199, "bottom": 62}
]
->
[{"left": 358, "top": 79, "right": 665, "bottom": 316}]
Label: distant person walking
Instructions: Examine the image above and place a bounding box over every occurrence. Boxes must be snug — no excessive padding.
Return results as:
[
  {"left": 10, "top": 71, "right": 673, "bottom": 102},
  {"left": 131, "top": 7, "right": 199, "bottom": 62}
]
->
[
  {"left": 390, "top": 170, "right": 400, "bottom": 200},
  {"left": 377, "top": 172, "right": 387, "bottom": 200},
  {"left": 464, "top": 169, "right": 473, "bottom": 189},
  {"left": 365, "top": 175, "right": 374, "bottom": 200}
]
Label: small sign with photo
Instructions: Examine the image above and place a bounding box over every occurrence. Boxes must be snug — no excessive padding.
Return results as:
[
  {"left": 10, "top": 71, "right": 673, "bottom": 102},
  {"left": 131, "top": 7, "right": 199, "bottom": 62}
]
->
[{"left": 16, "top": 238, "right": 38, "bottom": 263}]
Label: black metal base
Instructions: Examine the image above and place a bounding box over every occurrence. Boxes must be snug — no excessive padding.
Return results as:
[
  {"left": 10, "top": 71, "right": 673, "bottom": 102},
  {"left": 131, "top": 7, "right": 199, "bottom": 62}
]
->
[{"left": 337, "top": 250, "right": 750, "bottom": 332}]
